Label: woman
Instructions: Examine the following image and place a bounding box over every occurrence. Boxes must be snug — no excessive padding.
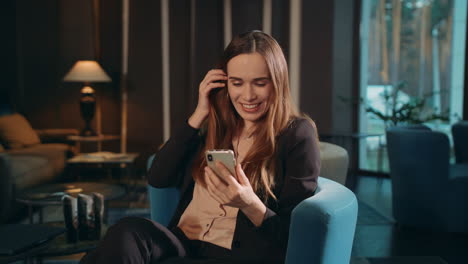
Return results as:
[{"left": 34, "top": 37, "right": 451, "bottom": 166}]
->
[{"left": 81, "top": 31, "right": 320, "bottom": 264}]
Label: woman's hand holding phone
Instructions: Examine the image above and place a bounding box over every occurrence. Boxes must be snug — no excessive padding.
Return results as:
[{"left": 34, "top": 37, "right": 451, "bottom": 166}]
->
[
  {"left": 204, "top": 162, "right": 267, "bottom": 227},
  {"left": 188, "top": 69, "right": 228, "bottom": 129}
]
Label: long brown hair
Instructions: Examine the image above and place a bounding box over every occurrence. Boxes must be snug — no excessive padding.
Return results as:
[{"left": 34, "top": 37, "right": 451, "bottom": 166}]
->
[{"left": 193, "top": 31, "right": 301, "bottom": 201}]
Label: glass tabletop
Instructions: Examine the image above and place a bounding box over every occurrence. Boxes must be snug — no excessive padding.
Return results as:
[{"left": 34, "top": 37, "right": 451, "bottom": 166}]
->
[{"left": 16, "top": 182, "right": 126, "bottom": 206}]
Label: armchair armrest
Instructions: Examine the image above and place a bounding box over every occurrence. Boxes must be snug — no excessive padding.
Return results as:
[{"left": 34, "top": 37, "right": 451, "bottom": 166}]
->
[
  {"left": 35, "top": 129, "right": 79, "bottom": 144},
  {"left": 285, "top": 177, "right": 358, "bottom": 264}
]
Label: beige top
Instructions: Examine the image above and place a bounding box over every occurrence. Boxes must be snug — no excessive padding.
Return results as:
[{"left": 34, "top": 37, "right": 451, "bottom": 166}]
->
[{"left": 177, "top": 182, "right": 239, "bottom": 249}]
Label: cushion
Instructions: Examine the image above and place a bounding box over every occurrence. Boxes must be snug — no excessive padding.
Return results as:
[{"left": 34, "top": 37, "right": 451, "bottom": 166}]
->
[
  {"left": 9, "top": 143, "right": 71, "bottom": 188},
  {"left": 319, "top": 142, "right": 349, "bottom": 185},
  {"left": 0, "top": 113, "right": 40, "bottom": 149}
]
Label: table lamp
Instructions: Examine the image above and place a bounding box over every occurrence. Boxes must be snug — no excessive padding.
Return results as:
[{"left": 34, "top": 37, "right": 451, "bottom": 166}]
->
[{"left": 63, "top": 60, "right": 111, "bottom": 136}]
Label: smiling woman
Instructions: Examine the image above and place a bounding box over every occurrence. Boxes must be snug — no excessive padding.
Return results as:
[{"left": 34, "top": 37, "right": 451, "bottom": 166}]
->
[
  {"left": 81, "top": 31, "right": 321, "bottom": 264},
  {"left": 227, "top": 53, "right": 272, "bottom": 125}
]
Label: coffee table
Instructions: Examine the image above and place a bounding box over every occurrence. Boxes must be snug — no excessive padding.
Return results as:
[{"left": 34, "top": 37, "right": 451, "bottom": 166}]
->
[{"left": 16, "top": 182, "right": 126, "bottom": 224}]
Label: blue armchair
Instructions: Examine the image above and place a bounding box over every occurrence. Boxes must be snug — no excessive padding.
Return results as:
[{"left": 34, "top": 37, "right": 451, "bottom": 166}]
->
[
  {"left": 386, "top": 127, "right": 468, "bottom": 233},
  {"left": 452, "top": 121, "right": 468, "bottom": 164},
  {"left": 147, "top": 156, "right": 358, "bottom": 264}
]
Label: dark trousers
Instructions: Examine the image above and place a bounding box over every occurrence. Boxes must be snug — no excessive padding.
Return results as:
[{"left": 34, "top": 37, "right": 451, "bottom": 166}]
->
[{"left": 79, "top": 217, "right": 241, "bottom": 264}]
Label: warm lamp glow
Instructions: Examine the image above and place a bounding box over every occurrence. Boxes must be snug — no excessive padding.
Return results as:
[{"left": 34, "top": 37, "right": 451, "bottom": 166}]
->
[
  {"left": 63, "top": 60, "right": 111, "bottom": 82},
  {"left": 81, "top": 86, "right": 95, "bottom": 94}
]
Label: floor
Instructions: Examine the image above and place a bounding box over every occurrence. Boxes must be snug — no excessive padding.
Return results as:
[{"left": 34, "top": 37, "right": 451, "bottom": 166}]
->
[
  {"left": 352, "top": 175, "right": 468, "bottom": 264},
  {"left": 8, "top": 175, "right": 468, "bottom": 264}
]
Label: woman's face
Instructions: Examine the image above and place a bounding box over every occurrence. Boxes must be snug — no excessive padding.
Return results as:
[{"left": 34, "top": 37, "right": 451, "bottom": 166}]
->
[{"left": 227, "top": 52, "right": 273, "bottom": 126}]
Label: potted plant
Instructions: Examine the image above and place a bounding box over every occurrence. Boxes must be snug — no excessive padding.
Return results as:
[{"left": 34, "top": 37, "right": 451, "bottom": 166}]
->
[{"left": 342, "top": 81, "right": 452, "bottom": 128}]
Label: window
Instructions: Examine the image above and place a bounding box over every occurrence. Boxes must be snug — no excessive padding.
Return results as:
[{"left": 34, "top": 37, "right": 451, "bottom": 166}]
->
[{"left": 360, "top": 0, "right": 466, "bottom": 172}]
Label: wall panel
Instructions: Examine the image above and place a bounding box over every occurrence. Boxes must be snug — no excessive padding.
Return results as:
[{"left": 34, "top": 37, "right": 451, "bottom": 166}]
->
[
  {"left": 271, "top": 0, "right": 290, "bottom": 61},
  {"left": 169, "top": 0, "right": 192, "bottom": 131},
  {"left": 127, "top": 0, "right": 163, "bottom": 157},
  {"left": 192, "top": 0, "right": 225, "bottom": 108},
  {"left": 232, "top": 0, "right": 263, "bottom": 36},
  {"left": 299, "top": 0, "right": 334, "bottom": 133}
]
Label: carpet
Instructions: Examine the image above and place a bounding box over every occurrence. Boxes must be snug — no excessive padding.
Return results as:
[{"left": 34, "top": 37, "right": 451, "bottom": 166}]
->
[
  {"left": 35, "top": 256, "right": 449, "bottom": 264},
  {"left": 360, "top": 256, "right": 448, "bottom": 264},
  {"left": 357, "top": 201, "right": 394, "bottom": 225},
  {"left": 351, "top": 256, "right": 448, "bottom": 264}
]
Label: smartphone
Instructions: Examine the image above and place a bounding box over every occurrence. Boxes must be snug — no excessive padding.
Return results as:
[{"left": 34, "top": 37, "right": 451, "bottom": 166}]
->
[{"left": 205, "top": 149, "right": 237, "bottom": 180}]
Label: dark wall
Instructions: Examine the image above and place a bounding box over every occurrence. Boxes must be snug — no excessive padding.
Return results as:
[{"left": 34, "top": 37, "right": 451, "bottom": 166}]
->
[
  {"left": 300, "top": 0, "right": 335, "bottom": 133},
  {"left": 56, "top": 0, "right": 95, "bottom": 133},
  {"left": 126, "top": 0, "right": 162, "bottom": 158},
  {"left": 7, "top": 0, "right": 361, "bottom": 168},
  {"left": 191, "top": 0, "right": 225, "bottom": 116},
  {"left": 100, "top": 0, "right": 123, "bottom": 145},
  {"left": 169, "top": 0, "right": 192, "bottom": 131},
  {"left": 271, "top": 0, "right": 290, "bottom": 61},
  {"left": 1, "top": 0, "right": 17, "bottom": 110},
  {"left": 232, "top": 0, "right": 263, "bottom": 35},
  {"left": 16, "top": 0, "right": 60, "bottom": 127}
]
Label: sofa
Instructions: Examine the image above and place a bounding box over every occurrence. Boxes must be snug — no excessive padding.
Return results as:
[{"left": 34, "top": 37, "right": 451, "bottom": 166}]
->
[{"left": 0, "top": 113, "right": 78, "bottom": 223}]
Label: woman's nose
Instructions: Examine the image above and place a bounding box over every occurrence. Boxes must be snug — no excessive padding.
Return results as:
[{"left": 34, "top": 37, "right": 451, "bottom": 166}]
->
[{"left": 242, "top": 85, "right": 256, "bottom": 101}]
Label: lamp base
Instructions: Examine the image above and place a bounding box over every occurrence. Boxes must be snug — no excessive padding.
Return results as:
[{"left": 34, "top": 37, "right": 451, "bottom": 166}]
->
[
  {"left": 80, "top": 86, "right": 97, "bottom": 137},
  {"left": 80, "top": 127, "right": 97, "bottom": 137}
]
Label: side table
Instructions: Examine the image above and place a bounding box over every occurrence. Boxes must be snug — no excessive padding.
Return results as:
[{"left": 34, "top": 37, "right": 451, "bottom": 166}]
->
[
  {"left": 67, "top": 135, "right": 120, "bottom": 153},
  {"left": 67, "top": 153, "right": 139, "bottom": 182}
]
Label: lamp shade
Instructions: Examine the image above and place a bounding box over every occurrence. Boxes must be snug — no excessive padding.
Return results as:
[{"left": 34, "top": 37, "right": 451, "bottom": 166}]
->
[{"left": 63, "top": 60, "right": 111, "bottom": 82}]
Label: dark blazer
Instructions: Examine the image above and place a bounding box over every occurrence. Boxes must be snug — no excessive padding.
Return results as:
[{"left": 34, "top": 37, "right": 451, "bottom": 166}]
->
[{"left": 148, "top": 118, "right": 320, "bottom": 263}]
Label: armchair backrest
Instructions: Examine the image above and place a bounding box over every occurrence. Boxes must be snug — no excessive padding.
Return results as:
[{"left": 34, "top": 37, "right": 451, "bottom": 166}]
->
[
  {"left": 452, "top": 121, "right": 468, "bottom": 163},
  {"left": 147, "top": 155, "right": 180, "bottom": 226},
  {"left": 386, "top": 127, "right": 449, "bottom": 228},
  {"left": 386, "top": 127, "right": 450, "bottom": 186}
]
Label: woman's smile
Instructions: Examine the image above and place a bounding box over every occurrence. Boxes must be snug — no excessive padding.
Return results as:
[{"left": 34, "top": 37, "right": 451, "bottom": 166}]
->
[{"left": 241, "top": 102, "right": 262, "bottom": 112}]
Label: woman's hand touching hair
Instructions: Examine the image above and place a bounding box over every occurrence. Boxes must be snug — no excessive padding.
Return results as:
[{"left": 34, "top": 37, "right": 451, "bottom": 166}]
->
[
  {"left": 204, "top": 162, "right": 267, "bottom": 227},
  {"left": 188, "top": 69, "right": 228, "bottom": 129}
]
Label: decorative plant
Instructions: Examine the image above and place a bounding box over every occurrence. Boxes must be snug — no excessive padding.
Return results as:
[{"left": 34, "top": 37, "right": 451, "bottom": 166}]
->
[{"left": 341, "top": 81, "right": 452, "bottom": 128}]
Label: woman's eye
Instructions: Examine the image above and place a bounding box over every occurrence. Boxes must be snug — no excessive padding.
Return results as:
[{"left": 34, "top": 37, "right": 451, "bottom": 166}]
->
[
  {"left": 255, "top": 82, "right": 267, "bottom": 87},
  {"left": 232, "top": 83, "right": 242, "bottom": 87}
]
